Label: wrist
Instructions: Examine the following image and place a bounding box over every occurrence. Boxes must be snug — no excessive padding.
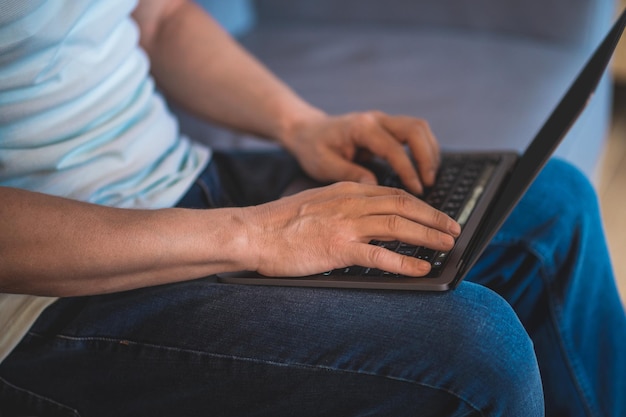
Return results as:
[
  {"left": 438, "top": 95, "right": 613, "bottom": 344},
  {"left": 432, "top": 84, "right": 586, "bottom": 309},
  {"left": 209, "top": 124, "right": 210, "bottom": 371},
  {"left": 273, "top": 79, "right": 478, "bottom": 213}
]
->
[
  {"left": 275, "top": 103, "right": 327, "bottom": 152},
  {"left": 197, "top": 207, "right": 255, "bottom": 273}
]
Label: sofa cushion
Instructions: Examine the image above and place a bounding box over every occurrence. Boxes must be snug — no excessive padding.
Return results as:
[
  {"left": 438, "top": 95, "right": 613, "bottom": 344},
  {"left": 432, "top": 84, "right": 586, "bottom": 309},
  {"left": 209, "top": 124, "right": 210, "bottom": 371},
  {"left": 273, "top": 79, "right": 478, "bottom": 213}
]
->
[
  {"left": 176, "top": 25, "right": 611, "bottom": 178},
  {"left": 253, "top": 0, "right": 614, "bottom": 48}
]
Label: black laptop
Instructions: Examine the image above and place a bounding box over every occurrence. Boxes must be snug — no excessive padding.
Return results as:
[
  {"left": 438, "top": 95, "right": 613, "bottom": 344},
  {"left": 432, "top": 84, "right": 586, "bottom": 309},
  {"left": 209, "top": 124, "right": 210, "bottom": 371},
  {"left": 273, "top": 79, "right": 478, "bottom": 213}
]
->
[{"left": 219, "top": 9, "right": 626, "bottom": 291}]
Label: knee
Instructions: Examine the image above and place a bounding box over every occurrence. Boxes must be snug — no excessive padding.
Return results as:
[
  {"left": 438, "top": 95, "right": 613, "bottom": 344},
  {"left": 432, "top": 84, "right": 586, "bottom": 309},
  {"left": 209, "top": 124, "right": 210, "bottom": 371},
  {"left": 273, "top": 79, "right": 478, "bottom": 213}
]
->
[
  {"left": 450, "top": 283, "right": 540, "bottom": 381},
  {"left": 500, "top": 158, "right": 602, "bottom": 260},
  {"left": 531, "top": 158, "right": 599, "bottom": 219},
  {"left": 430, "top": 283, "right": 544, "bottom": 415}
]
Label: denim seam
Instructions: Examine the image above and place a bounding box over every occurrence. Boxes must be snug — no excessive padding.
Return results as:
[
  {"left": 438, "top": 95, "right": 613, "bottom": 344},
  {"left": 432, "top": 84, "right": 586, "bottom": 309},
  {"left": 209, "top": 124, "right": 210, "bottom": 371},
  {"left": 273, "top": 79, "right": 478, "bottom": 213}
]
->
[
  {"left": 0, "top": 376, "right": 81, "bottom": 416},
  {"left": 195, "top": 176, "right": 216, "bottom": 208},
  {"left": 35, "top": 333, "right": 486, "bottom": 416},
  {"left": 487, "top": 235, "right": 600, "bottom": 417},
  {"left": 537, "top": 266, "right": 601, "bottom": 417}
]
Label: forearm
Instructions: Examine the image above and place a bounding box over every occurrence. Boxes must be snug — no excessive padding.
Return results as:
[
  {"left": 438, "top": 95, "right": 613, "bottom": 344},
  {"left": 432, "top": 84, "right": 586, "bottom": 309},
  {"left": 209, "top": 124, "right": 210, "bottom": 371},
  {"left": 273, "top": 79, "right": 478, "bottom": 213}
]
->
[
  {"left": 0, "top": 187, "right": 248, "bottom": 297},
  {"left": 134, "top": 0, "right": 324, "bottom": 148}
]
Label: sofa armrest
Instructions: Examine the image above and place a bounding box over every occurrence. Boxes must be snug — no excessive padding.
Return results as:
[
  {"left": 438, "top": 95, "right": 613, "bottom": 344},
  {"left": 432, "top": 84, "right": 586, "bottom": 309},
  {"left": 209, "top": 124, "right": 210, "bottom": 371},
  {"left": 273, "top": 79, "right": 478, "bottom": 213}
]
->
[{"left": 253, "top": 0, "right": 615, "bottom": 48}]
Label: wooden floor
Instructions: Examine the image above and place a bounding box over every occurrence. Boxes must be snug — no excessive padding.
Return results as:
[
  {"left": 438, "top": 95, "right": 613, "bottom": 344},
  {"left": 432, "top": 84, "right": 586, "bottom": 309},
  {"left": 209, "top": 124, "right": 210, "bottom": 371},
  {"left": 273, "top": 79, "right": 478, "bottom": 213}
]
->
[{"left": 597, "top": 83, "right": 626, "bottom": 305}]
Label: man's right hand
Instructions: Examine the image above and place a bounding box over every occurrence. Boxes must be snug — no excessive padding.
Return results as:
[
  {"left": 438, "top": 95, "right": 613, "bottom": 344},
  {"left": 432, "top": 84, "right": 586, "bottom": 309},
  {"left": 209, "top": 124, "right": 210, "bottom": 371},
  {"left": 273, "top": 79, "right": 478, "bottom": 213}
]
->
[{"left": 237, "top": 182, "right": 461, "bottom": 278}]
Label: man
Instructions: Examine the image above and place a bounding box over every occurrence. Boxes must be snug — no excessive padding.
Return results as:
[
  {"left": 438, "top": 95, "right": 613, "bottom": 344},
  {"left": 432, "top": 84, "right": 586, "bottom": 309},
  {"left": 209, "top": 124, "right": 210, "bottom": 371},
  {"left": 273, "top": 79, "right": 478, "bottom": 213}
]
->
[{"left": 0, "top": 1, "right": 624, "bottom": 416}]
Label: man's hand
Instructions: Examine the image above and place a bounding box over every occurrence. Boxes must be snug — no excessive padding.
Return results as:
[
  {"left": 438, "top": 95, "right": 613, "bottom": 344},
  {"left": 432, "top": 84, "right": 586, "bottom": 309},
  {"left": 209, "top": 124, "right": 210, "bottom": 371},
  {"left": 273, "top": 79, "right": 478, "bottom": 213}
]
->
[
  {"left": 282, "top": 111, "right": 440, "bottom": 195},
  {"left": 238, "top": 182, "right": 460, "bottom": 278}
]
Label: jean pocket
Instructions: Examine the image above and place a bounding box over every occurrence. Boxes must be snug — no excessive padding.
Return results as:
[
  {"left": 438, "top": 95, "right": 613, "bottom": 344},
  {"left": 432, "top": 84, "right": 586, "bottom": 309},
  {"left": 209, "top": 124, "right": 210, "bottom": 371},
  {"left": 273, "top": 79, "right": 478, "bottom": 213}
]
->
[{"left": 0, "top": 377, "right": 80, "bottom": 417}]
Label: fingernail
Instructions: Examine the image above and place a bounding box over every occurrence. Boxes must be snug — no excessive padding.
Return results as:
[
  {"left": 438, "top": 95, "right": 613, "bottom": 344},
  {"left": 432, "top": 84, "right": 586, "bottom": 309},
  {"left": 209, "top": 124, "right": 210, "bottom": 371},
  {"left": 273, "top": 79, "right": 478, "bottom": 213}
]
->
[
  {"left": 412, "top": 179, "right": 423, "bottom": 195},
  {"left": 449, "top": 221, "right": 461, "bottom": 236},
  {"left": 441, "top": 233, "right": 455, "bottom": 247},
  {"left": 417, "top": 260, "right": 431, "bottom": 275}
]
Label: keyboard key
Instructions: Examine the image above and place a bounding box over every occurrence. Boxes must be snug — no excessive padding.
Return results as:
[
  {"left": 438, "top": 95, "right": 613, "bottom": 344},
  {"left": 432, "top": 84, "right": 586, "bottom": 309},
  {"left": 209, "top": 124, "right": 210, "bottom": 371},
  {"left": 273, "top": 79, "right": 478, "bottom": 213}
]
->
[
  {"left": 397, "top": 244, "right": 418, "bottom": 257},
  {"left": 363, "top": 268, "right": 382, "bottom": 277}
]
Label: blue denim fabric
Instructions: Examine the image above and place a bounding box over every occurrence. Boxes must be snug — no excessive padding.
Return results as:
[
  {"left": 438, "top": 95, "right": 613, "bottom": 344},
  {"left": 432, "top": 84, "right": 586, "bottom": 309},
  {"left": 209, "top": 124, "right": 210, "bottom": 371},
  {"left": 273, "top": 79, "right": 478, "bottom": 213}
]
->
[
  {"left": 0, "top": 155, "right": 623, "bottom": 417},
  {"left": 466, "top": 159, "right": 626, "bottom": 417}
]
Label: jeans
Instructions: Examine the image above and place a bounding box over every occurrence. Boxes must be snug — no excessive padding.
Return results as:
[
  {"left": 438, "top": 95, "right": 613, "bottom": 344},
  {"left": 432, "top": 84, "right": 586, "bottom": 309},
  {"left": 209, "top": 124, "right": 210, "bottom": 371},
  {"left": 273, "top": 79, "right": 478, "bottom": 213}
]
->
[{"left": 1, "top": 152, "right": 624, "bottom": 417}]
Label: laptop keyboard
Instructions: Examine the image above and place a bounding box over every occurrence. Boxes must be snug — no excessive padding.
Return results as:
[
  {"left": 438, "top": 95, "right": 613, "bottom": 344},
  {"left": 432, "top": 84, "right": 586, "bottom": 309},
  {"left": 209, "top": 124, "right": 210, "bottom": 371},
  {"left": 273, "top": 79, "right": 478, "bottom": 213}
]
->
[{"left": 324, "top": 155, "right": 497, "bottom": 279}]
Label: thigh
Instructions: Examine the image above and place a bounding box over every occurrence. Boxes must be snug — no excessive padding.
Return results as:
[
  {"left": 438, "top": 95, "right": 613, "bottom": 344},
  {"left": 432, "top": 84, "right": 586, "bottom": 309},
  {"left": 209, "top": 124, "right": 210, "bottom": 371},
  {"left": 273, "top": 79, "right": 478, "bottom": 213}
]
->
[{"left": 0, "top": 279, "right": 542, "bottom": 417}]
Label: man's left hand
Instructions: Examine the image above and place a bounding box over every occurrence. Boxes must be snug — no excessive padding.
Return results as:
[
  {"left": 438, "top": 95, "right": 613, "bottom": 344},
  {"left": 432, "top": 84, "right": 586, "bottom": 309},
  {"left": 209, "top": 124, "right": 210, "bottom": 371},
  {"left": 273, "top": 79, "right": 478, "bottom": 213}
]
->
[{"left": 283, "top": 110, "right": 440, "bottom": 195}]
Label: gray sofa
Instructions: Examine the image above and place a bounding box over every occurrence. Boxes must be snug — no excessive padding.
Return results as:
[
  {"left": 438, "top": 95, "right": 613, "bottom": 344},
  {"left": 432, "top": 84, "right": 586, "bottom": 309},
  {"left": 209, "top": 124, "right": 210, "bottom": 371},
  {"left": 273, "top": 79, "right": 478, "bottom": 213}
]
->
[{"left": 182, "top": 0, "right": 616, "bottom": 180}]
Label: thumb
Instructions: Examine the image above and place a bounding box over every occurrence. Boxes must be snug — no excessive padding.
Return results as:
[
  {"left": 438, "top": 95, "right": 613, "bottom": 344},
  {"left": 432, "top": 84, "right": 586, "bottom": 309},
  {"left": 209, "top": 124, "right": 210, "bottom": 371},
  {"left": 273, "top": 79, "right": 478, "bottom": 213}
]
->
[{"left": 326, "top": 154, "right": 378, "bottom": 185}]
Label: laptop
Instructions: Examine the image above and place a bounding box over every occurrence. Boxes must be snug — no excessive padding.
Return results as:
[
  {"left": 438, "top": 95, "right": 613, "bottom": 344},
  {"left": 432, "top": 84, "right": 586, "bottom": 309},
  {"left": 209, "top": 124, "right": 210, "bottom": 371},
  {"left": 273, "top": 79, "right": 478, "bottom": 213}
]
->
[{"left": 218, "top": 9, "right": 626, "bottom": 291}]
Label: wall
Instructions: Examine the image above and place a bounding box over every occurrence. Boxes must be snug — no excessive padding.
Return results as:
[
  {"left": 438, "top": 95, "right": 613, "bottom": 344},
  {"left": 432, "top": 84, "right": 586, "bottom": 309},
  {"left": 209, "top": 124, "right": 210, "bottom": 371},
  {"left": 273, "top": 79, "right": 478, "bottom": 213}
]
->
[{"left": 615, "top": 0, "right": 626, "bottom": 81}]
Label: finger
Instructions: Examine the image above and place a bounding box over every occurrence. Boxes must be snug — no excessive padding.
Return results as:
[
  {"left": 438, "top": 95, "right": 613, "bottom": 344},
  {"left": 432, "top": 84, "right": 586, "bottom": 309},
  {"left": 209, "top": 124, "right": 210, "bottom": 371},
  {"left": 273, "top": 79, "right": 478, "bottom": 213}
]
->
[
  {"left": 380, "top": 115, "right": 440, "bottom": 187},
  {"left": 348, "top": 243, "right": 432, "bottom": 277},
  {"left": 354, "top": 122, "right": 424, "bottom": 195},
  {"left": 406, "top": 120, "right": 440, "bottom": 187},
  {"left": 349, "top": 193, "right": 460, "bottom": 236},
  {"left": 359, "top": 214, "right": 456, "bottom": 251}
]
